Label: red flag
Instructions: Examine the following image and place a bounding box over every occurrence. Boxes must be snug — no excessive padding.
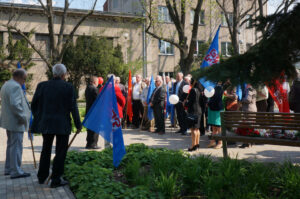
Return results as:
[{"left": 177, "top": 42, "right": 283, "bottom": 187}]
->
[
  {"left": 267, "top": 74, "right": 290, "bottom": 113},
  {"left": 126, "top": 70, "right": 133, "bottom": 122}
]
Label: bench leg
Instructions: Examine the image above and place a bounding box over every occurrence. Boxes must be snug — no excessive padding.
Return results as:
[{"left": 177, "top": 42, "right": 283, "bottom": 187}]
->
[{"left": 222, "top": 139, "right": 228, "bottom": 158}]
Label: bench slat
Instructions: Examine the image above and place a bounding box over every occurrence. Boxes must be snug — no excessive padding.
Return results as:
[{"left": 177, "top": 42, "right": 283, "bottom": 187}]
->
[{"left": 211, "top": 135, "right": 300, "bottom": 147}]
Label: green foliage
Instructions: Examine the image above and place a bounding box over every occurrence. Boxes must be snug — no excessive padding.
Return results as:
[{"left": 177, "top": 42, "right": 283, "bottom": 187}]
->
[
  {"left": 192, "top": 4, "right": 300, "bottom": 86},
  {"left": 0, "top": 31, "right": 34, "bottom": 87},
  {"left": 71, "top": 107, "right": 86, "bottom": 133},
  {"left": 155, "top": 172, "right": 180, "bottom": 199},
  {"left": 63, "top": 36, "right": 138, "bottom": 97},
  {"left": 65, "top": 143, "right": 300, "bottom": 199}
]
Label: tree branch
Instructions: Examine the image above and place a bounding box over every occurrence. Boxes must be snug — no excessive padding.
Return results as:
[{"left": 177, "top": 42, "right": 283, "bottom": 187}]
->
[
  {"left": 57, "top": 0, "right": 70, "bottom": 54},
  {"left": 58, "top": 0, "right": 98, "bottom": 62},
  {"left": 145, "top": 30, "right": 182, "bottom": 50},
  {"left": 1, "top": 24, "right": 51, "bottom": 69}
]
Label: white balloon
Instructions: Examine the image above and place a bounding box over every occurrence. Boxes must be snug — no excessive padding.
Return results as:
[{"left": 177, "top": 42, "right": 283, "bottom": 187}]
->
[
  {"left": 183, "top": 85, "right": 191, "bottom": 93},
  {"left": 169, "top": 94, "right": 179, "bottom": 105},
  {"left": 204, "top": 87, "right": 215, "bottom": 98}
]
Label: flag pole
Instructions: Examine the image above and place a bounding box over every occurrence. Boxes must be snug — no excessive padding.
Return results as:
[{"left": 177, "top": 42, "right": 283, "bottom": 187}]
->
[
  {"left": 45, "top": 129, "right": 81, "bottom": 185},
  {"left": 29, "top": 131, "right": 37, "bottom": 169}
]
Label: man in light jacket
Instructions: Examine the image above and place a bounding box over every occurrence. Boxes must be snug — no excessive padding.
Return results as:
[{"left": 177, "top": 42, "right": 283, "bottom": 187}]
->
[{"left": 0, "top": 69, "right": 31, "bottom": 179}]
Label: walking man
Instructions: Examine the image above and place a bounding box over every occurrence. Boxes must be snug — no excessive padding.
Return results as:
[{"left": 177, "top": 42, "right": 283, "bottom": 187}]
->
[
  {"left": 31, "top": 64, "right": 81, "bottom": 188},
  {"left": 1, "top": 69, "right": 31, "bottom": 179}
]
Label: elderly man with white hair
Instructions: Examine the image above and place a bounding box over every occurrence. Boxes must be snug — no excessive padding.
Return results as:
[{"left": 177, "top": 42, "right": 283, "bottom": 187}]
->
[
  {"left": 150, "top": 75, "right": 166, "bottom": 134},
  {"left": 31, "top": 63, "right": 82, "bottom": 188}
]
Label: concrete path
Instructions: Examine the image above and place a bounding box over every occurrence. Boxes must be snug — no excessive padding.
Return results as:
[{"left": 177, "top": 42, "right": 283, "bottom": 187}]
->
[{"left": 1, "top": 127, "right": 300, "bottom": 199}]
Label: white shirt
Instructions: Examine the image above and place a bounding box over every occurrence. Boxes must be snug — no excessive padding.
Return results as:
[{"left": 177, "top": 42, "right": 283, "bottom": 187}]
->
[{"left": 133, "top": 82, "right": 142, "bottom": 100}]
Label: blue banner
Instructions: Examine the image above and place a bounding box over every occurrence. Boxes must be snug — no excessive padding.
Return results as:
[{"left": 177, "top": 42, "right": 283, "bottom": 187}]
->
[
  {"left": 199, "top": 25, "right": 221, "bottom": 89},
  {"left": 83, "top": 76, "right": 126, "bottom": 167},
  {"left": 147, "top": 76, "right": 155, "bottom": 120}
]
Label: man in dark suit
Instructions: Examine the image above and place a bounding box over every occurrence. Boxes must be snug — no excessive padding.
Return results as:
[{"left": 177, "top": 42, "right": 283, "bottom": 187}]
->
[
  {"left": 173, "top": 72, "right": 188, "bottom": 135},
  {"left": 85, "top": 76, "right": 99, "bottom": 149},
  {"left": 150, "top": 76, "right": 166, "bottom": 134},
  {"left": 31, "top": 64, "right": 81, "bottom": 188}
]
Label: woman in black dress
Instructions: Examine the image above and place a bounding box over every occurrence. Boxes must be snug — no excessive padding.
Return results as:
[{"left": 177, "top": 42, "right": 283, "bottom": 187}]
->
[{"left": 185, "top": 79, "right": 202, "bottom": 151}]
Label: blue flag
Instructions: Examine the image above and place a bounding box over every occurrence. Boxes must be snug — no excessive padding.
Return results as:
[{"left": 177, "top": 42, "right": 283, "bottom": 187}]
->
[
  {"left": 165, "top": 84, "right": 171, "bottom": 118},
  {"left": 147, "top": 76, "right": 155, "bottom": 120},
  {"left": 170, "top": 82, "right": 175, "bottom": 125},
  {"left": 236, "top": 85, "right": 243, "bottom": 101},
  {"left": 199, "top": 25, "right": 221, "bottom": 89},
  {"left": 17, "top": 62, "right": 33, "bottom": 140},
  {"left": 82, "top": 76, "right": 126, "bottom": 167}
]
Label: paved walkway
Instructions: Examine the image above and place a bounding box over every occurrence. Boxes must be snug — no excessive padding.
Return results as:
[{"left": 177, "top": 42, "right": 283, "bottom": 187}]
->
[{"left": 1, "top": 127, "right": 300, "bottom": 199}]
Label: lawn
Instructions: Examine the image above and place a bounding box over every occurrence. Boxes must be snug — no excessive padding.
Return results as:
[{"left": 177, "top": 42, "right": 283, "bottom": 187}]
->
[{"left": 64, "top": 143, "right": 300, "bottom": 199}]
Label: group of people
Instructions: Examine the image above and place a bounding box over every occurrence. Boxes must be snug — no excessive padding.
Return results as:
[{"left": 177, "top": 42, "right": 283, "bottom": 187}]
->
[{"left": 1, "top": 63, "right": 299, "bottom": 189}]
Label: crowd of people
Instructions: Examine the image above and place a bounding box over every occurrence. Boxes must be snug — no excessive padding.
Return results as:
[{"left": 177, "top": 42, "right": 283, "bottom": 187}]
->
[{"left": 1, "top": 63, "right": 299, "bottom": 188}]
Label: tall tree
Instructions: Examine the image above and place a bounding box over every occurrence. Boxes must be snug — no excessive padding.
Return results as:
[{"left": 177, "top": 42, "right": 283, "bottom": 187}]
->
[
  {"left": 144, "top": 0, "right": 204, "bottom": 74},
  {"left": 0, "top": 0, "right": 98, "bottom": 78}
]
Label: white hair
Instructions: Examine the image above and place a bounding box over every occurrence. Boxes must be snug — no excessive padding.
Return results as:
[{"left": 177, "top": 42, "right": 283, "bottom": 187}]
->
[
  {"left": 115, "top": 76, "right": 120, "bottom": 82},
  {"left": 184, "top": 76, "right": 191, "bottom": 81},
  {"left": 52, "top": 64, "right": 67, "bottom": 77},
  {"left": 156, "top": 75, "right": 163, "bottom": 83},
  {"left": 107, "top": 74, "right": 115, "bottom": 80}
]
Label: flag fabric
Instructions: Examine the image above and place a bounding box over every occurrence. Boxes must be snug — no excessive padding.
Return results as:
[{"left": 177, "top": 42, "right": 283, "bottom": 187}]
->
[
  {"left": 126, "top": 70, "right": 133, "bottom": 122},
  {"left": 170, "top": 82, "right": 175, "bottom": 125},
  {"left": 199, "top": 25, "right": 221, "bottom": 89},
  {"left": 267, "top": 74, "right": 290, "bottom": 113},
  {"left": 236, "top": 85, "right": 243, "bottom": 101},
  {"left": 147, "top": 76, "right": 155, "bottom": 120},
  {"left": 82, "top": 76, "right": 126, "bottom": 167},
  {"left": 165, "top": 84, "right": 172, "bottom": 118},
  {"left": 17, "top": 62, "right": 33, "bottom": 140}
]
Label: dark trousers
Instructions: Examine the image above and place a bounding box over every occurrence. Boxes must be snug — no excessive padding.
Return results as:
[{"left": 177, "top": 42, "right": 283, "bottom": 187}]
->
[
  {"left": 38, "top": 134, "right": 69, "bottom": 183},
  {"left": 132, "top": 99, "right": 144, "bottom": 127},
  {"left": 86, "top": 129, "right": 99, "bottom": 147},
  {"left": 199, "top": 112, "right": 205, "bottom": 135},
  {"left": 175, "top": 102, "right": 187, "bottom": 132},
  {"left": 256, "top": 100, "right": 268, "bottom": 112},
  {"left": 153, "top": 105, "right": 165, "bottom": 132}
]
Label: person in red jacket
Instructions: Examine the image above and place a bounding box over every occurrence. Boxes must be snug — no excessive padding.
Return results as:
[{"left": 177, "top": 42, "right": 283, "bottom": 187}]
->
[{"left": 99, "top": 75, "right": 126, "bottom": 119}]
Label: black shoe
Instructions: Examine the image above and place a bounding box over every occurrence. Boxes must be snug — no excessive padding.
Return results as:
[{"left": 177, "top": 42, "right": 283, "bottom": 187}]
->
[
  {"left": 50, "top": 179, "right": 69, "bottom": 188},
  {"left": 239, "top": 144, "right": 250, "bottom": 148},
  {"left": 38, "top": 177, "right": 47, "bottom": 184},
  {"left": 158, "top": 132, "right": 165, "bottom": 135},
  {"left": 188, "top": 145, "right": 198, "bottom": 152},
  {"left": 91, "top": 146, "right": 100, "bottom": 149},
  {"left": 11, "top": 172, "right": 31, "bottom": 179},
  {"left": 181, "top": 132, "right": 188, "bottom": 135},
  {"left": 4, "top": 172, "right": 9, "bottom": 176}
]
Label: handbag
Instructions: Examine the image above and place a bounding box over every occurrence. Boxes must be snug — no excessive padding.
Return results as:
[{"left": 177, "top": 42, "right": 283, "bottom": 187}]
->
[{"left": 187, "top": 113, "right": 198, "bottom": 127}]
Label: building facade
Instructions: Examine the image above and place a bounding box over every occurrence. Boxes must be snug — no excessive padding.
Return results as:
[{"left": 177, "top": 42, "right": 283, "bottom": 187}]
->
[{"left": 0, "top": 1, "right": 266, "bottom": 97}]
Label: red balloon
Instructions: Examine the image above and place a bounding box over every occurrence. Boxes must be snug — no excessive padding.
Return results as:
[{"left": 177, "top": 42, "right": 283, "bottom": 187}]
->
[{"left": 98, "top": 77, "right": 103, "bottom": 85}]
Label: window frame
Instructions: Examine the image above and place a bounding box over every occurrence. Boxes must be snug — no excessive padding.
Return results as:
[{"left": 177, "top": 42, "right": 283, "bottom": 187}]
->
[
  {"left": 159, "top": 40, "right": 174, "bottom": 55},
  {"left": 194, "top": 40, "right": 205, "bottom": 56},
  {"left": 221, "top": 42, "right": 232, "bottom": 57},
  {"left": 158, "top": 6, "right": 172, "bottom": 23},
  {"left": 190, "top": 9, "right": 205, "bottom": 25},
  {"left": 221, "top": 12, "right": 233, "bottom": 27}
]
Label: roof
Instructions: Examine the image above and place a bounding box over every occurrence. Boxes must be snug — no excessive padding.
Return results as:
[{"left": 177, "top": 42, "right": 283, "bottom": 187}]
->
[{"left": 0, "top": 2, "right": 144, "bottom": 20}]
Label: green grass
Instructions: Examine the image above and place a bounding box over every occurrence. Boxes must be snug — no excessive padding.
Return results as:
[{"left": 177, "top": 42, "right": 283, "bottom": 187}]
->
[
  {"left": 64, "top": 143, "right": 300, "bottom": 199},
  {"left": 71, "top": 107, "right": 86, "bottom": 133}
]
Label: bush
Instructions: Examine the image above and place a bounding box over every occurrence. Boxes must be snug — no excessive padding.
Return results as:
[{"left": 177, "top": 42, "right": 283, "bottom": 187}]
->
[{"left": 64, "top": 143, "right": 300, "bottom": 199}]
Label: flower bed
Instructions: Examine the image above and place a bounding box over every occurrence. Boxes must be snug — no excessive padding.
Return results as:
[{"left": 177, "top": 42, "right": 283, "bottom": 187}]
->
[{"left": 64, "top": 143, "right": 300, "bottom": 199}]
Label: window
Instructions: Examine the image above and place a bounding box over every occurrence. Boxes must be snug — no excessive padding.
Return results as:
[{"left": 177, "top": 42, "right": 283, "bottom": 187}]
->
[
  {"left": 158, "top": 6, "right": 172, "bottom": 22},
  {"left": 194, "top": 40, "right": 205, "bottom": 56},
  {"left": 159, "top": 40, "right": 174, "bottom": 55},
  {"left": 36, "top": 34, "right": 50, "bottom": 58},
  {"left": 159, "top": 72, "right": 174, "bottom": 78},
  {"left": 0, "top": 32, "right": 3, "bottom": 47},
  {"left": 246, "top": 15, "right": 253, "bottom": 28},
  {"left": 246, "top": 43, "right": 252, "bottom": 51},
  {"left": 190, "top": 10, "right": 205, "bottom": 25},
  {"left": 221, "top": 12, "right": 233, "bottom": 26},
  {"left": 221, "top": 42, "right": 232, "bottom": 56}
]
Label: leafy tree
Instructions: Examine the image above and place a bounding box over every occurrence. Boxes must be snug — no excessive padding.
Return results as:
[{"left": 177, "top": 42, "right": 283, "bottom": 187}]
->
[
  {"left": 0, "top": 31, "right": 34, "bottom": 87},
  {"left": 192, "top": 3, "right": 300, "bottom": 86},
  {"left": 63, "top": 36, "right": 136, "bottom": 96}
]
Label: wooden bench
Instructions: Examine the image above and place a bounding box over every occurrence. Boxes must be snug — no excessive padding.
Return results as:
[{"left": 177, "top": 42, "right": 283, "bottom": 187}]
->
[{"left": 211, "top": 111, "right": 300, "bottom": 158}]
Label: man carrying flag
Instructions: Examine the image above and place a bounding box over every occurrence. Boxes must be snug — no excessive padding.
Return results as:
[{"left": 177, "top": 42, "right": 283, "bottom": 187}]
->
[{"left": 83, "top": 76, "right": 126, "bottom": 167}]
